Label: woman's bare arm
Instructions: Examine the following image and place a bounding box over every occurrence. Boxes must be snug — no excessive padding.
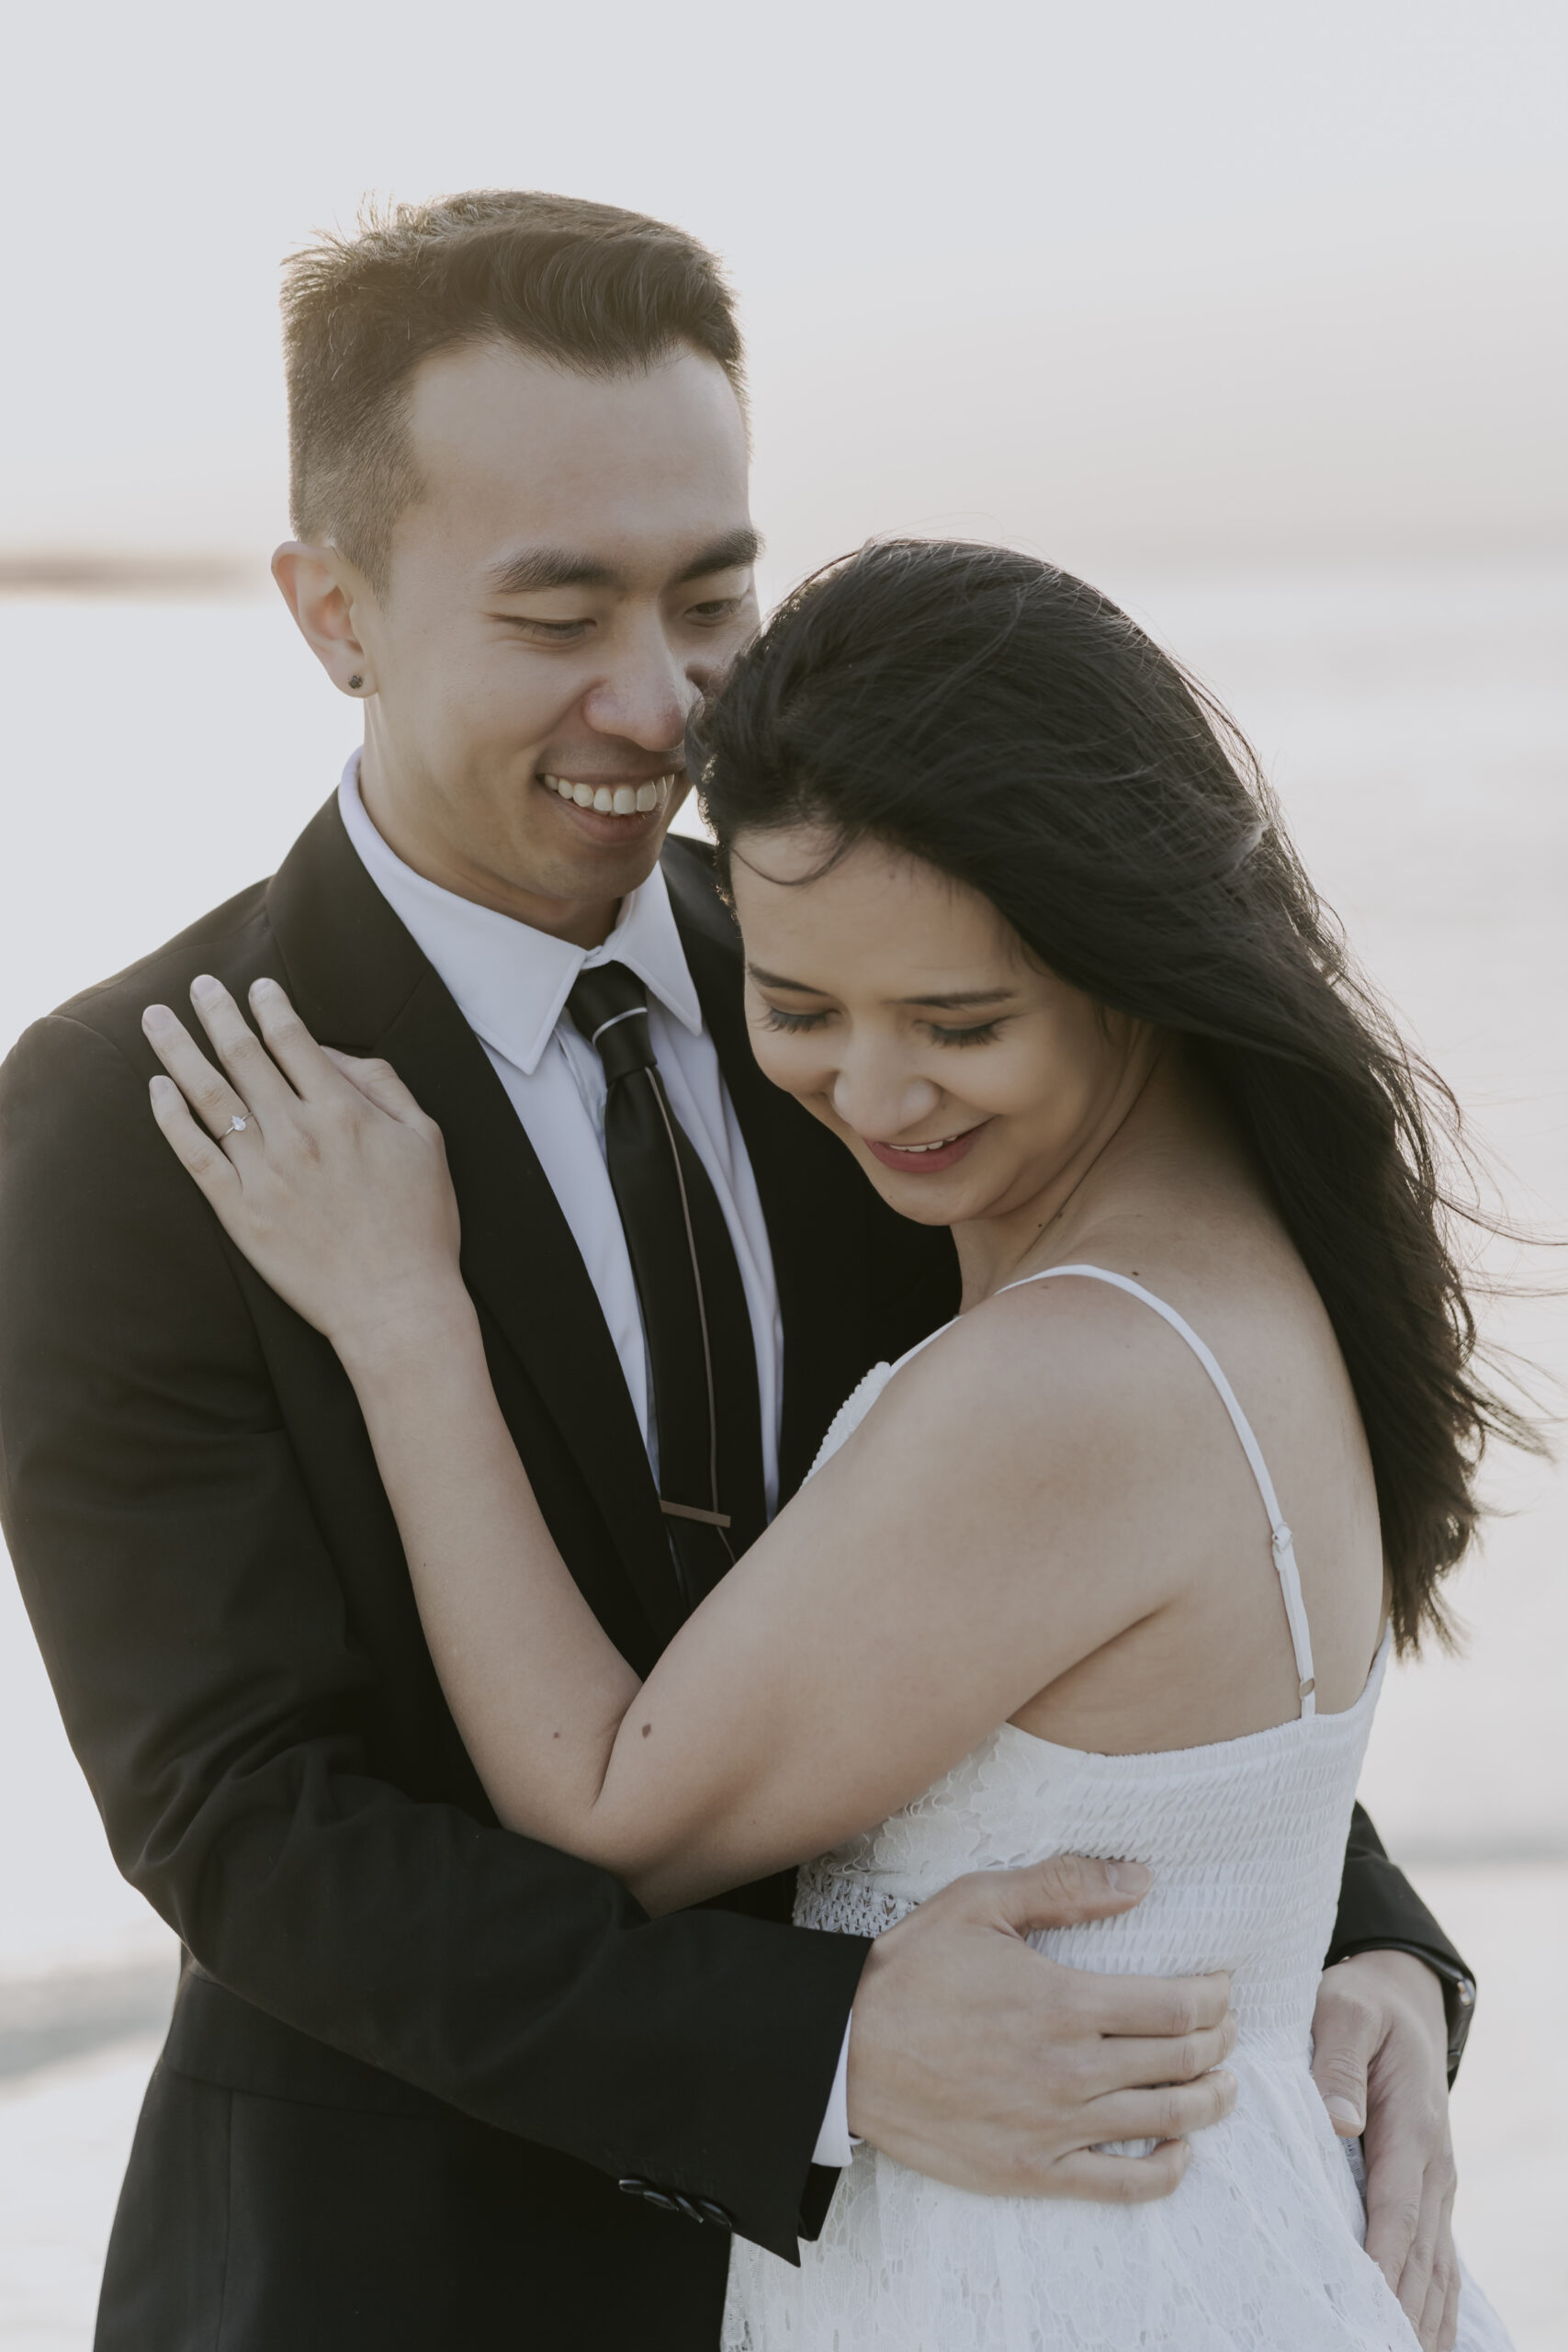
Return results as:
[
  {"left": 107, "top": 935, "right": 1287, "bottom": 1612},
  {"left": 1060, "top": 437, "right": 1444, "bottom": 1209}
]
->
[{"left": 142, "top": 976, "right": 1179, "bottom": 1911}]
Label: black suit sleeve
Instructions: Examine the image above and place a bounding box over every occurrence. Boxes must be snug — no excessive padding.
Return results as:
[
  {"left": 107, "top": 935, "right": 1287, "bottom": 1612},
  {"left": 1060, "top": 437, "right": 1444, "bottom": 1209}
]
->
[
  {"left": 1326, "top": 1803, "right": 1475, "bottom": 2082},
  {"left": 0, "top": 1014, "right": 865, "bottom": 2260}
]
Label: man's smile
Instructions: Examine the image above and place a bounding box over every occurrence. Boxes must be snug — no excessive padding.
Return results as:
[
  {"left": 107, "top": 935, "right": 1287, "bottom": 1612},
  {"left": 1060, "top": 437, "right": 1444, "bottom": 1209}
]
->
[{"left": 538, "top": 770, "right": 679, "bottom": 817}]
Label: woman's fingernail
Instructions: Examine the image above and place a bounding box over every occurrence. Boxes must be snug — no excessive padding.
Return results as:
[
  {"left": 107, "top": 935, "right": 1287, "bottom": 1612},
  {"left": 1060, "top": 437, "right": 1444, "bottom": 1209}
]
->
[
  {"left": 142, "top": 1004, "right": 171, "bottom": 1030},
  {"left": 191, "top": 974, "right": 220, "bottom": 1001},
  {"left": 252, "top": 976, "right": 280, "bottom": 998},
  {"left": 1325, "top": 2096, "right": 1363, "bottom": 2134},
  {"left": 1106, "top": 1860, "right": 1151, "bottom": 1894}
]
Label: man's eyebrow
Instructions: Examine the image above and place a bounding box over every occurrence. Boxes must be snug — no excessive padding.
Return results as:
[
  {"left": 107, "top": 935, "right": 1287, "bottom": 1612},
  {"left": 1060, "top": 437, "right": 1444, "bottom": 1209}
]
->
[
  {"left": 483, "top": 547, "right": 620, "bottom": 595},
  {"left": 674, "top": 526, "right": 762, "bottom": 583},
  {"left": 481, "top": 526, "right": 762, "bottom": 601}
]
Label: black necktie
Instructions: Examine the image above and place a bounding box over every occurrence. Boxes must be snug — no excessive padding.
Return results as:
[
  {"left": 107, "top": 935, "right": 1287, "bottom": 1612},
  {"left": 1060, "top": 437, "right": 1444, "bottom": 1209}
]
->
[{"left": 568, "top": 961, "right": 767, "bottom": 1612}]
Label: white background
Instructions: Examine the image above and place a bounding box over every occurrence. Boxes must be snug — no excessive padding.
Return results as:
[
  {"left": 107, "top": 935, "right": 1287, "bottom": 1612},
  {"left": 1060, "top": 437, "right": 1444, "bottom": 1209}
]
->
[{"left": 1, "top": 2, "right": 1564, "bottom": 2344}]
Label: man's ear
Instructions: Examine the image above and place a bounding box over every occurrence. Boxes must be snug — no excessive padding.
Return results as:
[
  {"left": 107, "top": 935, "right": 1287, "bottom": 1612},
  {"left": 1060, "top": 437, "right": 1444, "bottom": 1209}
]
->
[{"left": 272, "top": 542, "right": 378, "bottom": 698}]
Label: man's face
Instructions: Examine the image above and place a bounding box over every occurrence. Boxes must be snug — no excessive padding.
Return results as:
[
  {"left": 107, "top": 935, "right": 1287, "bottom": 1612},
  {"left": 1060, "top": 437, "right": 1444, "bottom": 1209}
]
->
[{"left": 317, "top": 341, "right": 758, "bottom": 942}]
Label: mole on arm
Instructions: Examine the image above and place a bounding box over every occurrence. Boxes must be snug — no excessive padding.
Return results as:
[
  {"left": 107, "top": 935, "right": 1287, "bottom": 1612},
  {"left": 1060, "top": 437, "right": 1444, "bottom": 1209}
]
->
[{"left": 641, "top": 1723, "right": 653, "bottom": 1738}]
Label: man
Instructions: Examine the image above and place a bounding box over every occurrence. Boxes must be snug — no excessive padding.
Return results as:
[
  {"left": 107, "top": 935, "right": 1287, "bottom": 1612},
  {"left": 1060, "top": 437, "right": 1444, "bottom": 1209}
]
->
[{"left": 0, "top": 191, "right": 1472, "bottom": 2351}]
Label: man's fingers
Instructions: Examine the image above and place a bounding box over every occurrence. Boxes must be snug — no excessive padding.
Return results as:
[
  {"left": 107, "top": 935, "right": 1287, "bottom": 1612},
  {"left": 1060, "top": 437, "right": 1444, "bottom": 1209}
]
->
[
  {"left": 1082, "top": 2069, "right": 1236, "bottom": 2147},
  {"left": 1081, "top": 1967, "right": 1233, "bottom": 2041},
  {"left": 142, "top": 1006, "right": 255, "bottom": 1142},
  {"left": 1431, "top": 2258, "right": 1461, "bottom": 2352},
  {"left": 1309, "top": 1991, "right": 1376, "bottom": 2138},
  {"left": 987, "top": 1853, "right": 1153, "bottom": 1935},
  {"left": 1393, "top": 2195, "right": 1440, "bottom": 2330},
  {"left": 1045, "top": 2139, "right": 1191, "bottom": 2205},
  {"left": 149, "top": 1076, "right": 243, "bottom": 1207},
  {"left": 1416, "top": 2245, "right": 1458, "bottom": 2352},
  {"left": 1362, "top": 2143, "right": 1426, "bottom": 2296},
  {"left": 1091, "top": 2014, "right": 1237, "bottom": 2094},
  {"left": 1397, "top": 2151, "right": 1456, "bottom": 2342}
]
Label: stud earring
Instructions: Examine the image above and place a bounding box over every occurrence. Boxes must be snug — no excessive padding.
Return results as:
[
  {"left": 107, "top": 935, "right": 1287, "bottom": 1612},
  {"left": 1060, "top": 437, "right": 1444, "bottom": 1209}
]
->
[{"left": 347, "top": 673, "right": 364, "bottom": 691}]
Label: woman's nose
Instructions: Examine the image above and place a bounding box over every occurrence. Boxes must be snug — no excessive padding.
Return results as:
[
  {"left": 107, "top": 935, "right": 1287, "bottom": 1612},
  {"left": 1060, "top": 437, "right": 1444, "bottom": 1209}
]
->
[{"left": 830, "top": 1054, "right": 942, "bottom": 1141}]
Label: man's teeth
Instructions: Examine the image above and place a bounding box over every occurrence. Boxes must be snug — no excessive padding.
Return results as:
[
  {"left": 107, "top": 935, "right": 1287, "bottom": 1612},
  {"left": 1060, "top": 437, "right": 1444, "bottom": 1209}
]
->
[{"left": 540, "top": 773, "right": 676, "bottom": 815}]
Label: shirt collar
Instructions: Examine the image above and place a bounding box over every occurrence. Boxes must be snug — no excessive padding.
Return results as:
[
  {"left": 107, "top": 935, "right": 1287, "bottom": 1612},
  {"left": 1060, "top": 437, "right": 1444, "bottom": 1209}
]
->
[{"left": 336, "top": 752, "right": 704, "bottom": 1075}]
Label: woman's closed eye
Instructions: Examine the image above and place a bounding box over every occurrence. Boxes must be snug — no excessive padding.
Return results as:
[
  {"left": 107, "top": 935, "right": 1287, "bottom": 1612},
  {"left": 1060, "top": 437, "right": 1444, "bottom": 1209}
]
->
[
  {"left": 759, "top": 1005, "right": 1004, "bottom": 1047},
  {"left": 927, "top": 1019, "right": 1003, "bottom": 1047},
  {"left": 760, "top": 1004, "right": 832, "bottom": 1035}
]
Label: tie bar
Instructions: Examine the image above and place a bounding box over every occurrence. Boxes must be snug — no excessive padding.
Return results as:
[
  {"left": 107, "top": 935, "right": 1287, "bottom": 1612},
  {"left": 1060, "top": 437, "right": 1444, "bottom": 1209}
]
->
[{"left": 660, "top": 1499, "right": 732, "bottom": 1529}]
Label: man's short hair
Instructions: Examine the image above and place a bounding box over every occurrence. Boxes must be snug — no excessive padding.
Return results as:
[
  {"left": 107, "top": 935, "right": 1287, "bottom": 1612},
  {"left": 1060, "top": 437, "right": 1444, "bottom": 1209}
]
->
[{"left": 281, "top": 190, "right": 746, "bottom": 594}]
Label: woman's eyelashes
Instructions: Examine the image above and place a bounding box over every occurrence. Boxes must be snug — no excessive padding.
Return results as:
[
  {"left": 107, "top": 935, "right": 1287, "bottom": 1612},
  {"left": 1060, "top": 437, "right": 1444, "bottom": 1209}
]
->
[
  {"left": 928, "top": 1019, "right": 1003, "bottom": 1047},
  {"left": 758, "top": 1005, "right": 829, "bottom": 1035},
  {"left": 759, "top": 1004, "right": 1004, "bottom": 1047}
]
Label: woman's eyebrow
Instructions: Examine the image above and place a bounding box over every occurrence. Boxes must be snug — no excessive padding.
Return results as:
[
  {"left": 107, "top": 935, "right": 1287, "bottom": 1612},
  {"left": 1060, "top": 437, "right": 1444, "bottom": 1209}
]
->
[
  {"left": 747, "top": 965, "right": 827, "bottom": 993},
  {"left": 747, "top": 968, "right": 1017, "bottom": 1012},
  {"left": 899, "top": 989, "right": 1018, "bottom": 1010}
]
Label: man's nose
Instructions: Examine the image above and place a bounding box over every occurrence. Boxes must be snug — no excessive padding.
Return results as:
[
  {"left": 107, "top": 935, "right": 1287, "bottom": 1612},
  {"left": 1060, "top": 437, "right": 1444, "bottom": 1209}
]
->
[{"left": 581, "top": 617, "right": 698, "bottom": 752}]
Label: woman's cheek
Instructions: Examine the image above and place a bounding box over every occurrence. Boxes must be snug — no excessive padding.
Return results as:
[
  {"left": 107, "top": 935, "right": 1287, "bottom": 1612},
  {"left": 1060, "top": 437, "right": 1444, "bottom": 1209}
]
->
[
  {"left": 973, "top": 1040, "right": 1050, "bottom": 1119},
  {"left": 749, "top": 1028, "right": 829, "bottom": 1107}
]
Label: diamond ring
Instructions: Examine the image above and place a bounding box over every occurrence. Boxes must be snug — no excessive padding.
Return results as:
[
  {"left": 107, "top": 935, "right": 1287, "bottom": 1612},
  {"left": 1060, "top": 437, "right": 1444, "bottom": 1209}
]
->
[{"left": 227, "top": 1114, "right": 248, "bottom": 1135}]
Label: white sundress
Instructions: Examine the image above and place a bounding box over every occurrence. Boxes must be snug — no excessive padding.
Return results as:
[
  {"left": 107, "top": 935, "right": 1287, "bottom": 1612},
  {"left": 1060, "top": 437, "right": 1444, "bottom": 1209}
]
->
[{"left": 724, "top": 1266, "right": 1513, "bottom": 2352}]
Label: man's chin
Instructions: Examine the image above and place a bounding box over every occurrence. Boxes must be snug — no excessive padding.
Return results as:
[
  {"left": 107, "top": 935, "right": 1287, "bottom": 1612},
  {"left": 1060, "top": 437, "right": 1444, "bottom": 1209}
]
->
[{"left": 497, "top": 814, "right": 678, "bottom": 930}]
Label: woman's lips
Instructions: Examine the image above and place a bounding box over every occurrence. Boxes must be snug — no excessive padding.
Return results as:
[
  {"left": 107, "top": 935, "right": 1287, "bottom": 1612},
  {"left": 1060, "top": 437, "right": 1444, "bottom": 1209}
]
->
[{"left": 863, "top": 1122, "right": 989, "bottom": 1175}]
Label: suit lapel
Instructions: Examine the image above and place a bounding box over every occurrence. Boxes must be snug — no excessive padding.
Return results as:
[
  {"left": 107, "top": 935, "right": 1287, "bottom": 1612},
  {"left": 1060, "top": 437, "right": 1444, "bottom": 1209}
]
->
[{"left": 267, "top": 798, "right": 682, "bottom": 1648}]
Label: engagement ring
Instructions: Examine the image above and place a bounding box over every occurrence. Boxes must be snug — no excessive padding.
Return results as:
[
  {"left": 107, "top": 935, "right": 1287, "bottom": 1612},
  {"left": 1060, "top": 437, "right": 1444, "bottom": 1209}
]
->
[{"left": 227, "top": 1115, "right": 248, "bottom": 1135}]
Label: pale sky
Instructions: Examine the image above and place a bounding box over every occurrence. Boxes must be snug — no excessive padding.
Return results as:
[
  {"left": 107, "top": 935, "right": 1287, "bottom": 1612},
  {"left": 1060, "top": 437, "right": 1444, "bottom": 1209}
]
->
[{"left": 3, "top": 0, "right": 1564, "bottom": 581}]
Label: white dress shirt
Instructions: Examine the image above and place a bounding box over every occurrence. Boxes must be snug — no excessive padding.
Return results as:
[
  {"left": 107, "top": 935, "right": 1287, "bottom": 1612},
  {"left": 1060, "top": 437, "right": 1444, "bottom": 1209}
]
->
[{"left": 338, "top": 757, "right": 855, "bottom": 2169}]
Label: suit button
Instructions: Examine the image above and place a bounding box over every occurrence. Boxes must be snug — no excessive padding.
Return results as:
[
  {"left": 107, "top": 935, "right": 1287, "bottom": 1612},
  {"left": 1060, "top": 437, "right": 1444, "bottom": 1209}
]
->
[
  {"left": 617, "top": 2176, "right": 679, "bottom": 2213},
  {"left": 617, "top": 2177, "right": 731, "bottom": 2226}
]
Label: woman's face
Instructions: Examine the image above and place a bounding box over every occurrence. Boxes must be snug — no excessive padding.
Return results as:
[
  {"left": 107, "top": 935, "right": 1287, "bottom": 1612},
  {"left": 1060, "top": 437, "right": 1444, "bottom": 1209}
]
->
[{"left": 730, "top": 827, "right": 1149, "bottom": 1229}]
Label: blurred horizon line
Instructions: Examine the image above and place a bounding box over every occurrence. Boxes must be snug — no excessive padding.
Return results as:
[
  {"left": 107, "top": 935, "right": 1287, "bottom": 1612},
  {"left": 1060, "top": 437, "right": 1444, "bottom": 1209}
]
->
[{"left": 4, "top": 535, "right": 1568, "bottom": 602}]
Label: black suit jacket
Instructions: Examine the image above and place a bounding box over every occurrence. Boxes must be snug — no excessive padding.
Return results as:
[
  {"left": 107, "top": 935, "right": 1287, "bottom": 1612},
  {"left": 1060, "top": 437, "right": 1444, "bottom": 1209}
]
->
[{"left": 0, "top": 801, "right": 1467, "bottom": 2351}]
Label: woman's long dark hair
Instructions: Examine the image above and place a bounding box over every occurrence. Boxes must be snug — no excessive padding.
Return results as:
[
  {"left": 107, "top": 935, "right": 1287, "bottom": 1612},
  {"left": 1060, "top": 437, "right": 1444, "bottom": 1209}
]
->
[{"left": 697, "top": 538, "right": 1531, "bottom": 1650}]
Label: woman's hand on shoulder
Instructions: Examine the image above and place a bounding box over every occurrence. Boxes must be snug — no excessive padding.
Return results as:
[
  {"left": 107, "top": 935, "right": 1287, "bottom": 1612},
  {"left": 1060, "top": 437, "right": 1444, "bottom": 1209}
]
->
[{"left": 142, "top": 975, "right": 467, "bottom": 1363}]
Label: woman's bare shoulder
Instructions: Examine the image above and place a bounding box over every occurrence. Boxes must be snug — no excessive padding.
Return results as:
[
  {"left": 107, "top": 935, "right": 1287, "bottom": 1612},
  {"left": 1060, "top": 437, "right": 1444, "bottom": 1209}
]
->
[{"left": 840, "top": 1262, "right": 1235, "bottom": 1514}]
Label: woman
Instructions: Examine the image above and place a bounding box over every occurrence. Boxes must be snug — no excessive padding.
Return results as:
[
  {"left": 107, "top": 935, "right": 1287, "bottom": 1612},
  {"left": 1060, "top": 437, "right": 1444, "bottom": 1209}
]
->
[{"left": 142, "top": 543, "right": 1515, "bottom": 2348}]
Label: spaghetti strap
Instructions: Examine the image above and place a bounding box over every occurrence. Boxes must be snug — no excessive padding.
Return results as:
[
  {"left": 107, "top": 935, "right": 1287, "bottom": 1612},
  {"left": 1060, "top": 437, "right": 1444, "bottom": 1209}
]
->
[{"left": 998, "top": 1266, "right": 1318, "bottom": 1715}]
